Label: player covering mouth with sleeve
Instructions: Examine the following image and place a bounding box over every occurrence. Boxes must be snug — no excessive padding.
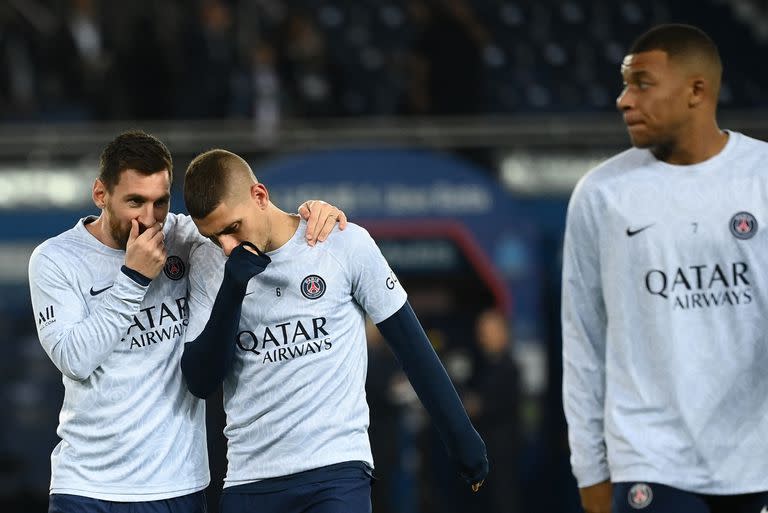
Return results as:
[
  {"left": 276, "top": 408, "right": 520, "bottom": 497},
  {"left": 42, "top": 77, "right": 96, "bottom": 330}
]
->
[{"left": 180, "top": 149, "right": 489, "bottom": 513}]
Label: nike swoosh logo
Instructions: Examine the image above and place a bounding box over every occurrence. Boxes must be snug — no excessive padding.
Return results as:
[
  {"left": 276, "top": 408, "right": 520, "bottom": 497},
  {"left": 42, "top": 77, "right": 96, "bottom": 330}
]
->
[
  {"left": 89, "top": 285, "right": 113, "bottom": 296},
  {"left": 626, "top": 224, "right": 655, "bottom": 237}
]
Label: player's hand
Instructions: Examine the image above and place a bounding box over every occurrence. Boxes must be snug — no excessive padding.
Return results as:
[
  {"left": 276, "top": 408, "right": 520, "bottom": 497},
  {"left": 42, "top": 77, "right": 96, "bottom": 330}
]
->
[
  {"left": 455, "top": 435, "right": 489, "bottom": 493},
  {"left": 298, "top": 200, "right": 347, "bottom": 246},
  {"left": 579, "top": 480, "right": 612, "bottom": 513},
  {"left": 224, "top": 241, "right": 271, "bottom": 287},
  {"left": 125, "top": 219, "right": 167, "bottom": 279}
]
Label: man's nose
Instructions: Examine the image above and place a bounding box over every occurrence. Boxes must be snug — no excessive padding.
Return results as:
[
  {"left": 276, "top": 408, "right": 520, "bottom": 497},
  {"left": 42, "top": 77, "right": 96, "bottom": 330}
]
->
[
  {"left": 221, "top": 236, "right": 238, "bottom": 257},
  {"left": 137, "top": 205, "right": 157, "bottom": 229},
  {"left": 616, "top": 88, "right": 632, "bottom": 111}
]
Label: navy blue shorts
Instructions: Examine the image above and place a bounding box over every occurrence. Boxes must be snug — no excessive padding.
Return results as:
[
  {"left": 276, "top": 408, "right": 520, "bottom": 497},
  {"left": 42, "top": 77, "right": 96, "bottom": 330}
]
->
[
  {"left": 48, "top": 490, "right": 207, "bottom": 513},
  {"left": 613, "top": 482, "right": 768, "bottom": 513},
  {"left": 220, "top": 461, "right": 373, "bottom": 513}
]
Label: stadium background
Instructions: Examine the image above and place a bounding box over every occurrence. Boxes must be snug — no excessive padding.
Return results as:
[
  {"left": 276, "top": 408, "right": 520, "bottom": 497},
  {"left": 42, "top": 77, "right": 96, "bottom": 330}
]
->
[{"left": 1, "top": 1, "right": 767, "bottom": 512}]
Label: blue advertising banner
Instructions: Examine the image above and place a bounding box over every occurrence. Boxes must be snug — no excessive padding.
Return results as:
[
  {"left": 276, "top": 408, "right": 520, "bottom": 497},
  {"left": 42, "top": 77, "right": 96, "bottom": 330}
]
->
[{"left": 258, "top": 148, "right": 544, "bottom": 346}]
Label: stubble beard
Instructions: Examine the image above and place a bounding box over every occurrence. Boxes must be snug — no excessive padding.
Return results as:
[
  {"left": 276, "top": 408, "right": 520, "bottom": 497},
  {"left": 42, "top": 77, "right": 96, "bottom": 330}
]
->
[{"left": 105, "top": 203, "right": 131, "bottom": 250}]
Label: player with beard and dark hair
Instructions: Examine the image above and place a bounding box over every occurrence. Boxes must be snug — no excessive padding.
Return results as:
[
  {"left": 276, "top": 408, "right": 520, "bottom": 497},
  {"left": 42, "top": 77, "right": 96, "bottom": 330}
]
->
[
  {"left": 94, "top": 130, "right": 175, "bottom": 248},
  {"left": 28, "top": 130, "right": 346, "bottom": 513}
]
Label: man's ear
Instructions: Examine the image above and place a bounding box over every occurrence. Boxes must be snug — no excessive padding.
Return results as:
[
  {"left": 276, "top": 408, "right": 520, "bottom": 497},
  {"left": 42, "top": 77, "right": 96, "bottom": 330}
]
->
[
  {"left": 93, "top": 179, "right": 107, "bottom": 209},
  {"left": 250, "top": 183, "right": 269, "bottom": 208},
  {"left": 689, "top": 77, "right": 706, "bottom": 108}
]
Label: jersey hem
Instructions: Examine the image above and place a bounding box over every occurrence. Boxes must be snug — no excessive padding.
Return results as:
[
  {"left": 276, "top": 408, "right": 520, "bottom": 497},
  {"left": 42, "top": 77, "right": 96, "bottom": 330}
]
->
[
  {"left": 611, "top": 470, "right": 768, "bottom": 495},
  {"left": 223, "top": 455, "right": 374, "bottom": 488},
  {"left": 50, "top": 479, "right": 209, "bottom": 502}
]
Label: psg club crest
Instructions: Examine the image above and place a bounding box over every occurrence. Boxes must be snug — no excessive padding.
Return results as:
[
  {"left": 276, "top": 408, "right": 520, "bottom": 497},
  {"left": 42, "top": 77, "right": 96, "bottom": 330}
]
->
[
  {"left": 301, "top": 275, "right": 326, "bottom": 300},
  {"left": 628, "top": 483, "right": 653, "bottom": 509},
  {"left": 730, "top": 211, "right": 758, "bottom": 240},
  {"left": 163, "top": 256, "right": 185, "bottom": 280}
]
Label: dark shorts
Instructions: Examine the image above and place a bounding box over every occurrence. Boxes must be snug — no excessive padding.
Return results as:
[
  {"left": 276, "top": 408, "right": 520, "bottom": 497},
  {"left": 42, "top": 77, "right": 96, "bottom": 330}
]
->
[
  {"left": 613, "top": 482, "right": 768, "bottom": 513},
  {"left": 48, "top": 490, "right": 207, "bottom": 513},
  {"left": 220, "top": 461, "right": 373, "bottom": 513}
]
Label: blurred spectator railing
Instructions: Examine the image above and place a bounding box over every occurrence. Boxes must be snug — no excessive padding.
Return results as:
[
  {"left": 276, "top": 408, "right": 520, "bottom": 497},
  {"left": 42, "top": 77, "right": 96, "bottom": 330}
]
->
[{"left": 0, "top": 112, "right": 765, "bottom": 159}]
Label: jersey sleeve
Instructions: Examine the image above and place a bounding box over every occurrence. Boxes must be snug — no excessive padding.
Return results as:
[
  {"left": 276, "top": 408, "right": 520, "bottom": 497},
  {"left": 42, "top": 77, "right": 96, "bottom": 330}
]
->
[
  {"left": 561, "top": 179, "right": 611, "bottom": 487},
  {"left": 344, "top": 227, "right": 407, "bottom": 323},
  {"left": 185, "top": 240, "right": 226, "bottom": 341},
  {"left": 28, "top": 247, "right": 149, "bottom": 381}
]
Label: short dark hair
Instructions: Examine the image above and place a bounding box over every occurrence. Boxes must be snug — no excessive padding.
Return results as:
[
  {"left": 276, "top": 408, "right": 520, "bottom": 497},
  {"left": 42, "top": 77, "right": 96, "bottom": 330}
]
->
[
  {"left": 184, "top": 149, "right": 242, "bottom": 219},
  {"left": 99, "top": 130, "right": 173, "bottom": 191},
  {"left": 629, "top": 24, "right": 722, "bottom": 75}
]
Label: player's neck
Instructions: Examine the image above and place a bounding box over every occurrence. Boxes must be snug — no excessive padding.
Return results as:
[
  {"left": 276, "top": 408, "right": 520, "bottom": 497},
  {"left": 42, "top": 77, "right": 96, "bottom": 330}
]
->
[
  {"left": 654, "top": 122, "right": 728, "bottom": 165},
  {"left": 263, "top": 206, "right": 300, "bottom": 252},
  {"left": 84, "top": 214, "right": 121, "bottom": 249}
]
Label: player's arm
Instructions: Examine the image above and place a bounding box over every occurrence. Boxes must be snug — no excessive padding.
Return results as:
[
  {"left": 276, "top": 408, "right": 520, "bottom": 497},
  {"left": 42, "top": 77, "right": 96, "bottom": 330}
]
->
[
  {"left": 345, "top": 225, "right": 487, "bottom": 490},
  {"left": 28, "top": 222, "right": 165, "bottom": 381},
  {"left": 181, "top": 242, "right": 270, "bottom": 398},
  {"left": 297, "top": 200, "right": 348, "bottom": 246},
  {"left": 561, "top": 180, "right": 611, "bottom": 511},
  {"left": 29, "top": 253, "right": 148, "bottom": 381},
  {"left": 376, "top": 302, "right": 489, "bottom": 489},
  {"left": 579, "top": 480, "right": 612, "bottom": 513}
]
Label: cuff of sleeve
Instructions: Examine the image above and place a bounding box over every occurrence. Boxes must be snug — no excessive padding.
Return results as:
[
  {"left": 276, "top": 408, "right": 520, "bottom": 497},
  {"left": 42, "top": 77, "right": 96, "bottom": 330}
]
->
[
  {"left": 121, "top": 265, "right": 152, "bottom": 287},
  {"left": 572, "top": 463, "right": 611, "bottom": 488}
]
